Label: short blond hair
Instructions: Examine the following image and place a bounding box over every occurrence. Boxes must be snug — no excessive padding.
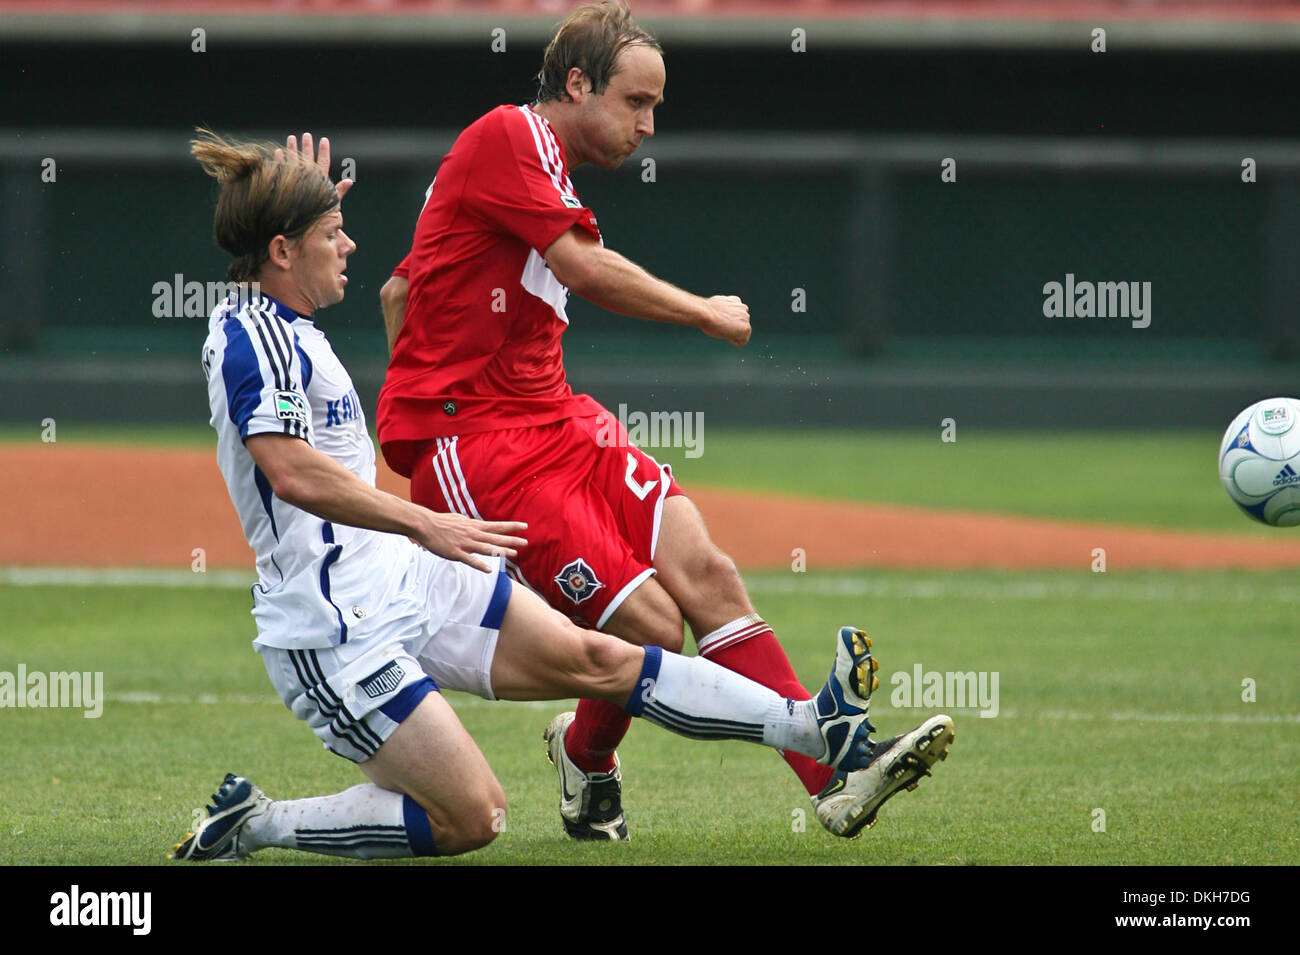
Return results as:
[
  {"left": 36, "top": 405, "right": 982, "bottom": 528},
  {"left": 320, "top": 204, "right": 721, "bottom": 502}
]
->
[{"left": 535, "top": 1, "right": 661, "bottom": 104}]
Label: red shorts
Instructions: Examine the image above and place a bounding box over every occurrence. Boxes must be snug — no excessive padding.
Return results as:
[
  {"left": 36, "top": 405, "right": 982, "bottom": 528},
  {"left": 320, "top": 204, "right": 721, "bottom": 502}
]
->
[{"left": 409, "top": 414, "right": 683, "bottom": 629}]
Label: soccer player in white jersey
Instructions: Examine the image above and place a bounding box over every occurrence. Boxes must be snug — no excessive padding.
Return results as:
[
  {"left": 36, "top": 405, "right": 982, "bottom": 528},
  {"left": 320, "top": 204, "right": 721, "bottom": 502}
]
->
[{"left": 172, "top": 128, "right": 949, "bottom": 861}]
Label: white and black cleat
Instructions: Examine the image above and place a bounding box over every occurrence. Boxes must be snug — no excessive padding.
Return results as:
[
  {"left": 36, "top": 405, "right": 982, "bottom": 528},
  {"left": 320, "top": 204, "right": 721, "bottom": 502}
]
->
[
  {"left": 170, "top": 773, "right": 270, "bottom": 861},
  {"left": 812, "top": 714, "right": 954, "bottom": 838},
  {"left": 543, "top": 711, "right": 629, "bottom": 842}
]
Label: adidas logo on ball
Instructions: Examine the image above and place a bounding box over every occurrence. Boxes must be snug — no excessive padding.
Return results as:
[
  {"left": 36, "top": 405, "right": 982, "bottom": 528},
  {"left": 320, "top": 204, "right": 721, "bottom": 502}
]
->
[{"left": 1273, "top": 464, "right": 1300, "bottom": 488}]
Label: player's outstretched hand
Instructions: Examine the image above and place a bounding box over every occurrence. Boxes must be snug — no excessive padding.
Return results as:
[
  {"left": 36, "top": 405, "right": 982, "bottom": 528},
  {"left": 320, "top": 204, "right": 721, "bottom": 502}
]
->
[
  {"left": 274, "top": 132, "right": 353, "bottom": 200},
  {"left": 702, "top": 295, "right": 751, "bottom": 347},
  {"left": 412, "top": 510, "right": 528, "bottom": 574}
]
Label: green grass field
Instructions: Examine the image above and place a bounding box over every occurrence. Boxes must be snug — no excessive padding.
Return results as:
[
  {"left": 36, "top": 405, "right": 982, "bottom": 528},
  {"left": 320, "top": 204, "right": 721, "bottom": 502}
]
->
[
  {"left": 1, "top": 428, "right": 1297, "bottom": 865},
  {"left": 1, "top": 569, "right": 1296, "bottom": 866}
]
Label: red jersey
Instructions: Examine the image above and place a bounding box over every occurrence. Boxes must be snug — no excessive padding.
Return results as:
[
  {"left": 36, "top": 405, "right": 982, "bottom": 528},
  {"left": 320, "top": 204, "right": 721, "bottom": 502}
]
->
[{"left": 378, "top": 104, "right": 605, "bottom": 478}]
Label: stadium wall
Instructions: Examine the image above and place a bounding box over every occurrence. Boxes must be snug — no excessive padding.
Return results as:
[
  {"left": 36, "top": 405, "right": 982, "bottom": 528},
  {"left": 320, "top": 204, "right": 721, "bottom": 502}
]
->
[{"left": 3, "top": 38, "right": 1299, "bottom": 427}]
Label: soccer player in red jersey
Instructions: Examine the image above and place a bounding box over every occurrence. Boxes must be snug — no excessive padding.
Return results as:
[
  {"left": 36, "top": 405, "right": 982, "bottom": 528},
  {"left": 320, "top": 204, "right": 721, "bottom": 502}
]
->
[{"left": 377, "top": 0, "right": 953, "bottom": 839}]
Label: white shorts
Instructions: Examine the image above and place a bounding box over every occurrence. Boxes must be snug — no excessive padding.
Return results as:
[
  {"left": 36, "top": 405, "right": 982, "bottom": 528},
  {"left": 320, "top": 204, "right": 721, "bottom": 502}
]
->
[{"left": 259, "top": 554, "right": 513, "bottom": 763}]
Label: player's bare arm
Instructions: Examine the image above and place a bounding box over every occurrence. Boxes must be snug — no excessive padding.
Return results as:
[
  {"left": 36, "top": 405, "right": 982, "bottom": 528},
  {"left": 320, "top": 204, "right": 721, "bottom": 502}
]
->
[
  {"left": 380, "top": 274, "right": 408, "bottom": 355},
  {"left": 376, "top": 232, "right": 749, "bottom": 351},
  {"left": 544, "top": 226, "right": 751, "bottom": 346},
  {"left": 245, "top": 432, "right": 526, "bottom": 572}
]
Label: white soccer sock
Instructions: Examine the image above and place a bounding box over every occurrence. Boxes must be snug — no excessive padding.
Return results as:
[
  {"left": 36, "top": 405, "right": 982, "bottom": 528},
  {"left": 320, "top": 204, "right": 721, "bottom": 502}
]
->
[
  {"left": 626, "top": 646, "right": 825, "bottom": 760},
  {"left": 242, "top": 783, "right": 438, "bottom": 859}
]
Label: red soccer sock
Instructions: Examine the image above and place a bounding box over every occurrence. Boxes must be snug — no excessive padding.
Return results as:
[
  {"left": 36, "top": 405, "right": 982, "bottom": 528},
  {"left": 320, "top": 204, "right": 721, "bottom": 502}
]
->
[
  {"left": 565, "top": 697, "right": 629, "bottom": 774},
  {"left": 700, "top": 619, "right": 836, "bottom": 796}
]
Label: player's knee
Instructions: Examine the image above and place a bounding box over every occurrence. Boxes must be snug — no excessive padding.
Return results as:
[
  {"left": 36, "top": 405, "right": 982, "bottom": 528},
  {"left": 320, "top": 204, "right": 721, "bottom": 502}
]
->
[
  {"left": 465, "top": 802, "right": 507, "bottom": 852},
  {"left": 441, "top": 788, "right": 507, "bottom": 855},
  {"left": 556, "top": 628, "right": 637, "bottom": 701},
  {"left": 671, "top": 548, "right": 747, "bottom": 618},
  {"left": 567, "top": 628, "right": 640, "bottom": 696},
  {"left": 699, "top": 548, "right": 745, "bottom": 598}
]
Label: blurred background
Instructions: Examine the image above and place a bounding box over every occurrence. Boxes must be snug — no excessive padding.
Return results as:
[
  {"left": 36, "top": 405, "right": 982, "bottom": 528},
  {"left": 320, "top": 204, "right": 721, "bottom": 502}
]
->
[{"left": 3, "top": 0, "right": 1300, "bottom": 428}]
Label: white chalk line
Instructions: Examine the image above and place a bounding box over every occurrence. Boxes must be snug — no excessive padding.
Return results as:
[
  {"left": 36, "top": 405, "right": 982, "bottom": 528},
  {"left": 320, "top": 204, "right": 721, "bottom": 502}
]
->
[
  {"left": 1011, "top": 708, "right": 1300, "bottom": 725},
  {"left": 3, "top": 566, "right": 1295, "bottom": 603},
  {"left": 107, "top": 691, "right": 560, "bottom": 710},
  {"left": 0, "top": 567, "right": 253, "bottom": 588},
  {"left": 745, "top": 573, "right": 1300, "bottom": 603},
  {"left": 100, "top": 692, "right": 1298, "bottom": 723}
]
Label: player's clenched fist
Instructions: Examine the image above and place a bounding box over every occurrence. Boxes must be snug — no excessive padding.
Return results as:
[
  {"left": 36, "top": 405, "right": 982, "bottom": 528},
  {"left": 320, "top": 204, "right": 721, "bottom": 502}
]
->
[
  {"left": 413, "top": 510, "right": 528, "bottom": 574},
  {"left": 702, "top": 294, "right": 751, "bottom": 347}
]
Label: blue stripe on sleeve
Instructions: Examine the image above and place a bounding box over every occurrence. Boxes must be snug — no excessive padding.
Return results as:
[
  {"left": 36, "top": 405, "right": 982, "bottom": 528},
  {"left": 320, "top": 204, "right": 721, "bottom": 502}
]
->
[
  {"left": 252, "top": 465, "right": 279, "bottom": 540},
  {"left": 294, "top": 337, "right": 313, "bottom": 391},
  {"left": 319, "top": 522, "right": 348, "bottom": 644},
  {"left": 221, "top": 318, "right": 267, "bottom": 439}
]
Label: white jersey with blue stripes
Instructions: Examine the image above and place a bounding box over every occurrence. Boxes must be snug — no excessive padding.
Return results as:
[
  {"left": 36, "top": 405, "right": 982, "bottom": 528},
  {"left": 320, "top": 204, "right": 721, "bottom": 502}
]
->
[{"left": 202, "top": 294, "right": 422, "bottom": 650}]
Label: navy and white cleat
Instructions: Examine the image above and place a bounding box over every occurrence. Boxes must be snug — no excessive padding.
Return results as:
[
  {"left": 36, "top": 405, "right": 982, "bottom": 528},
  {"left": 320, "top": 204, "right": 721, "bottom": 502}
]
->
[
  {"left": 813, "top": 626, "right": 881, "bottom": 772},
  {"left": 544, "top": 711, "right": 629, "bottom": 842},
  {"left": 170, "top": 773, "right": 270, "bottom": 861},
  {"left": 813, "top": 714, "right": 955, "bottom": 838}
]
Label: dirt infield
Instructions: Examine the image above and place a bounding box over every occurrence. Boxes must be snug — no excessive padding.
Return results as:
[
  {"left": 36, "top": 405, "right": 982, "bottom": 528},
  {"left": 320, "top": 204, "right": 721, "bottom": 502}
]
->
[{"left": 6, "top": 444, "right": 1300, "bottom": 572}]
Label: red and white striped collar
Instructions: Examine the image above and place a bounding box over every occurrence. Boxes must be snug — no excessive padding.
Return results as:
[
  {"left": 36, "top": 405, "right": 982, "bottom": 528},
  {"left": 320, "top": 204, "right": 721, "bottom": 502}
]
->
[{"left": 519, "top": 103, "right": 576, "bottom": 195}]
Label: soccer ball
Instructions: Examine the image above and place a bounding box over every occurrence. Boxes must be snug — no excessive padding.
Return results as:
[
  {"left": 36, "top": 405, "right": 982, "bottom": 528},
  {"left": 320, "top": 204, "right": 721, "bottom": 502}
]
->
[{"left": 1218, "top": 397, "right": 1300, "bottom": 526}]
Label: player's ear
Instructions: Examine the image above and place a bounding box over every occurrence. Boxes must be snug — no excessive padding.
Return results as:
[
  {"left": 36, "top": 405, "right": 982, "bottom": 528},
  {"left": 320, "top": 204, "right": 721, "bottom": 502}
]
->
[
  {"left": 266, "top": 234, "right": 294, "bottom": 271},
  {"left": 565, "top": 67, "right": 590, "bottom": 102}
]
